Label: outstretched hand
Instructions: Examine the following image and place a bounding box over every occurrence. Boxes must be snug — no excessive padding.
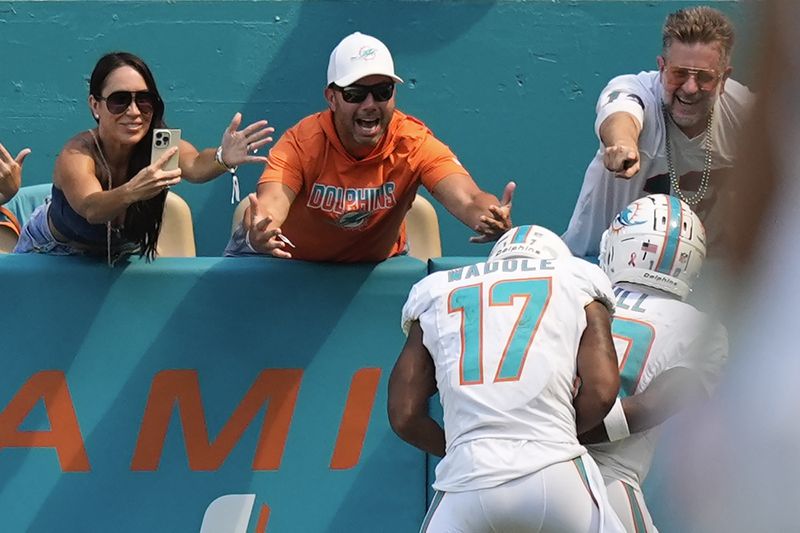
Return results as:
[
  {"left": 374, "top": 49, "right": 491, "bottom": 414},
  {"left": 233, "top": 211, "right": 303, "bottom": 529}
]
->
[
  {"left": 218, "top": 112, "right": 275, "bottom": 168},
  {"left": 244, "top": 193, "right": 292, "bottom": 258},
  {"left": 0, "top": 143, "right": 31, "bottom": 201},
  {"left": 469, "top": 181, "right": 515, "bottom": 243},
  {"left": 603, "top": 143, "right": 640, "bottom": 178}
]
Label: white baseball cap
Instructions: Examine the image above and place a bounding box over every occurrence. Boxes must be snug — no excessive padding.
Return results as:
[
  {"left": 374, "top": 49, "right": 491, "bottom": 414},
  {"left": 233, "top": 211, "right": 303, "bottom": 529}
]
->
[{"left": 327, "top": 32, "right": 403, "bottom": 87}]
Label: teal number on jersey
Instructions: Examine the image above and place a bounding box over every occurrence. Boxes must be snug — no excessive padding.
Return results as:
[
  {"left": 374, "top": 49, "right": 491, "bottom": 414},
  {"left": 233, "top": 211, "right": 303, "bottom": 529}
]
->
[
  {"left": 611, "top": 317, "right": 656, "bottom": 397},
  {"left": 448, "top": 284, "right": 483, "bottom": 384},
  {"left": 449, "top": 278, "right": 551, "bottom": 385},
  {"left": 491, "top": 280, "right": 551, "bottom": 381}
]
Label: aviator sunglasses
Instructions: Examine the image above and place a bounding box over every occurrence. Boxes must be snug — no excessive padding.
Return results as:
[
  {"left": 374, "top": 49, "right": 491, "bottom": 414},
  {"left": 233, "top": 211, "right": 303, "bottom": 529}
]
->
[
  {"left": 333, "top": 82, "right": 395, "bottom": 104},
  {"left": 664, "top": 65, "right": 722, "bottom": 92},
  {"left": 96, "top": 91, "right": 158, "bottom": 115}
]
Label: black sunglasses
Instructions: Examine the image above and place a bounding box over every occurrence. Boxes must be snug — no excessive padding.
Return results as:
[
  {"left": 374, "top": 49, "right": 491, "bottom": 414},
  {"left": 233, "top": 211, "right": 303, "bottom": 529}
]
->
[
  {"left": 97, "top": 91, "right": 158, "bottom": 115},
  {"left": 333, "top": 82, "right": 395, "bottom": 104}
]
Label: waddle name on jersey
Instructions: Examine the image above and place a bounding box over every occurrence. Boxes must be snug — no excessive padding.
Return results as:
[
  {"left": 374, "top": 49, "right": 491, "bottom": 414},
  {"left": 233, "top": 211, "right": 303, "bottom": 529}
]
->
[{"left": 448, "top": 259, "right": 555, "bottom": 283}]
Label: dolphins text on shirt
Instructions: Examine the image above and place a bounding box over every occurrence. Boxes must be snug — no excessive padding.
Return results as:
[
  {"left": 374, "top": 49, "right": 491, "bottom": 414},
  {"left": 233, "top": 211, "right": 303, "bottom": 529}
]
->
[{"left": 306, "top": 182, "right": 397, "bottom": 215}]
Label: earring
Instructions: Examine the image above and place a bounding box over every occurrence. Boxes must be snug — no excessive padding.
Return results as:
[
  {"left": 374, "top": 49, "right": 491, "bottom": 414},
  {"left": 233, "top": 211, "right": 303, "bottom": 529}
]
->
[{"left": 93, "top": 114, "right": 100, "bottom": 120}]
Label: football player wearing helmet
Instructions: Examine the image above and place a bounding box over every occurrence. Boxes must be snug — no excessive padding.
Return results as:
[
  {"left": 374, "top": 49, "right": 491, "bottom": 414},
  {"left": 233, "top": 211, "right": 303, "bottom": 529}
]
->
[
  {"left": 389, "top": 225, "right": 625, "bottom": 532},
  {"left": 582, "top": 194, "right": 728, "bottom": 532}
]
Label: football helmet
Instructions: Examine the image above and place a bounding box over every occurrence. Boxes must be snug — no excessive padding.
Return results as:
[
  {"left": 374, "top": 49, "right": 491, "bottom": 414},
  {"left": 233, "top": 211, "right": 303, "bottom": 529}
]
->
[
  {"left": 599, "top": 194, "right": 706, "bottom": 299},
  {"left": 489, "top": 225, "right": 572, "bottom": 261}
]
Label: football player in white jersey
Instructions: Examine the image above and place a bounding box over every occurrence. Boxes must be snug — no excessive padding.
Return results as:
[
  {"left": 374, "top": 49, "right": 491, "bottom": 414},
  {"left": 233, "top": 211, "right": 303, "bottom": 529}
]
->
[
  {"left": 388, "top": 225, "right": 626, "bottom": 532},
  {"left": 580, "top": 194, "right": 728, "bottom": 532}
]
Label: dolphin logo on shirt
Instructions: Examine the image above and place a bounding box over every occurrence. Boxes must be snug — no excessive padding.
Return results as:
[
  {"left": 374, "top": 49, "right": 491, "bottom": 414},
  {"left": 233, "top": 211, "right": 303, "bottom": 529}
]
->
[{"left": 338, "top": 210, "right": 372, "bottom": 229}]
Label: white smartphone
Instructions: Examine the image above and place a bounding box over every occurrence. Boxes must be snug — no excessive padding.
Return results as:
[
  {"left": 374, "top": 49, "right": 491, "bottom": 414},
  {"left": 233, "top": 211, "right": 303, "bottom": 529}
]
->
[{"left": 150, "top": 128, "right": 181, "bottom": 171}]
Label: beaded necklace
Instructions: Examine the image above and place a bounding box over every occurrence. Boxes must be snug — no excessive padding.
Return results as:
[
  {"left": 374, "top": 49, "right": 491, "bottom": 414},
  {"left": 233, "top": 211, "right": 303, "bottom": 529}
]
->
[{"left": 662, "top": 103, "right": 714, "bottom": 207}]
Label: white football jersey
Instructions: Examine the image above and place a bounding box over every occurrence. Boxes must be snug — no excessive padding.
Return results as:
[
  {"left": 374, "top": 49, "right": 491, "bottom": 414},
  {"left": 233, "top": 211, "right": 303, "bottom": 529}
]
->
[
  {"left": 589, "top": 283, "right": 728, "bottom": 487},
  {"left": 562, "top": 70, "right": 753, "bottom": 257},
  {"left": 402, "top": 256, "right": 615, "bottom": 492}
]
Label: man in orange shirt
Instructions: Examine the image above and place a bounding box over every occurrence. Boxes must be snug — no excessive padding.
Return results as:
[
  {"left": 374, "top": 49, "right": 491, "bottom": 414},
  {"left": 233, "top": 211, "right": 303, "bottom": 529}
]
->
[{"left": 225, "top": 31, "right": 514, "bottom": 262}]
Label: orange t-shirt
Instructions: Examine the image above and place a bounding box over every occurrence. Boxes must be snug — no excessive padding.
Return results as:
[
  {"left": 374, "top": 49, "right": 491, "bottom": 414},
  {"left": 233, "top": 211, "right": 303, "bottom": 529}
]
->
[{"left": 258, "top": 110, "right": 466, "bottom": 262}]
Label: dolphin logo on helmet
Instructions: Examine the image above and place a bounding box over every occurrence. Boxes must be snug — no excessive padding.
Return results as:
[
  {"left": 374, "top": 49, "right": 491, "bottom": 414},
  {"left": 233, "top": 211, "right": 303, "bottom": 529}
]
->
[
  {"left": 610, "top": 204, "right": 646, "bottom": 233},
  {"left": 599, "top": 194, "right": 706, "bottom": 299}
]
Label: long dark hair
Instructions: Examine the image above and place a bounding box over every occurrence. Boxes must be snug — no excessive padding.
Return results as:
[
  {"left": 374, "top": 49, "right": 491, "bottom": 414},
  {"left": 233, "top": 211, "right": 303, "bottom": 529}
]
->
[{"left": 90, "top": 52, "right": 167, "bottom": 260}]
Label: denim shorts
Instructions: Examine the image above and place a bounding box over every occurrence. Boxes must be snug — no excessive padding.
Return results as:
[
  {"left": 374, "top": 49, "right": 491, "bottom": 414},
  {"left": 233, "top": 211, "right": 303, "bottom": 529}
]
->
[
  {"left": 223, "top": 223, "right": 262, "bottom": 257},
  {"left": 13, "top": 202, "right": 83, "bottom": 256},
  {"left": 14, "top": 201, "right": 140, "bottom": 263}
]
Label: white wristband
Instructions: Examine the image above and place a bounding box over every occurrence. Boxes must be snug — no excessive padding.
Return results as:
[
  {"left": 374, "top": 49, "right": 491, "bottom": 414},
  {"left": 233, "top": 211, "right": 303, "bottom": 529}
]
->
[
  {"left": 215, "top": 145, "right": 232, "bottom": 170},
  {"left": 603, "top": 397, "right": 630, "bottom": 442},
  {"left": 215, "top": 145, "right": 241, "bottom": 205}
]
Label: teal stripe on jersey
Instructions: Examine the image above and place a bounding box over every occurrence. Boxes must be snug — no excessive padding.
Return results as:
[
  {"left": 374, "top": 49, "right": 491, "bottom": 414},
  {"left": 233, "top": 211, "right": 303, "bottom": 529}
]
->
[
  {"left": 623, "top": 481, "right": 648, "bottom": 533},
  {"left": 656, "top": 196, "right": 682, "bottom": 273},
  {"left": 419, "top": 491, "right": 445, "bottom": 533},
  {"left": 511, "top": 225, "right": 532, "bottom": 243},
  {"left": 573, "top": 457, "right": 591, "bottom": 495}
]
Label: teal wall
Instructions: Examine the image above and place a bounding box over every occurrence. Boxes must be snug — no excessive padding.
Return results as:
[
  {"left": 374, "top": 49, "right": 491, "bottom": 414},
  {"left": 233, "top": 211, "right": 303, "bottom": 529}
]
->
[
  {"left": 0, "top": 1, "right": 752, "bottom": 257},
  {"left": 0, "top": 255, "right": 430, "bottom": 533}
]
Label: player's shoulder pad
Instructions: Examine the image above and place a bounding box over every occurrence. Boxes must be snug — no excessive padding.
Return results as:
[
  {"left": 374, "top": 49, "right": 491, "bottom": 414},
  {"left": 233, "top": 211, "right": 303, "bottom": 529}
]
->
[
  {"left": 560, "top": 256, "right": 616, "bottom": 313},
  {"left": 401, "top": 270, "right": 450, "bottom": 335},
  {"left": 681, "top": 304, "right": 729, "bottom": 342}
]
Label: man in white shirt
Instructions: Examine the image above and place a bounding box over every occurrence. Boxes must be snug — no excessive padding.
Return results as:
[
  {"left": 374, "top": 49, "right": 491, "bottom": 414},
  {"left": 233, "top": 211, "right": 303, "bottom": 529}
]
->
[
  {"left": 388, "top": 225, "right": 625, "bottom": 532},
  {"left": 581, "top": 194, "right": 728, "bottom": 532},
  {"left": 563, "top": 6, "right": 752, "bottom": 258}
]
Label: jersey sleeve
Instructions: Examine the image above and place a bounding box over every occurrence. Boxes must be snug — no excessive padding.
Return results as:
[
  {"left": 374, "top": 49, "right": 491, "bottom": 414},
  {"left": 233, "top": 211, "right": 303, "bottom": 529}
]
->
[
  {"left": 567, "top": 258, "right": 616, "bottom": 313},
  {"left": 257, "top": 127, "right": 305, "bottom": 194},
  {"left": 672, "top": 318, "right": 729, "bottom": 394},
  {"left": 400, "top": 275, "right": 436, "bottom": 336},
  {"left": 594, "top": 74, "right": 655, "bottom": 137}
]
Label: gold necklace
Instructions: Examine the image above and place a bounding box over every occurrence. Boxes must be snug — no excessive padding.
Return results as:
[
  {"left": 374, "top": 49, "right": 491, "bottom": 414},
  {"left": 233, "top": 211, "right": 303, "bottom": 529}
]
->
[{"left": 662, "top": 104, "right": 714, "bottom": 207}]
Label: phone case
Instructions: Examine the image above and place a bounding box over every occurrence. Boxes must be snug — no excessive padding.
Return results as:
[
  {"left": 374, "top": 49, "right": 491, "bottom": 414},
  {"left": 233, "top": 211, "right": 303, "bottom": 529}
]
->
[{"left": 150, "top": 128, "right": 181, "bottom": 171}]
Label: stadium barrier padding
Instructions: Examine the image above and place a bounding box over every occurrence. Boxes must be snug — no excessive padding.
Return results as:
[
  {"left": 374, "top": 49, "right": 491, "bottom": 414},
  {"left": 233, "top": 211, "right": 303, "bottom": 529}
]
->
[
  {"left": 0, "top": 253, "right": 723, "bottom": 531},
  {"left": 0, "top": 255, "right": 428, "bottom": 533}
]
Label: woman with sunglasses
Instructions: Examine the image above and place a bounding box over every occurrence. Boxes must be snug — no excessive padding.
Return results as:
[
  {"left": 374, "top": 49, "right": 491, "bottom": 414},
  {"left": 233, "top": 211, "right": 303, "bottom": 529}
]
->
[{"left": 14, "top": 51, "right": 273, "bottom": 263}]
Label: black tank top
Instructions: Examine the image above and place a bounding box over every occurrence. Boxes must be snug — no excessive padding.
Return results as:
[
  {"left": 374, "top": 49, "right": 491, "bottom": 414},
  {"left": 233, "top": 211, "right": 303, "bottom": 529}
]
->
[{"left": 49, "top": 185, "right": 107, "bottom": 244}]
